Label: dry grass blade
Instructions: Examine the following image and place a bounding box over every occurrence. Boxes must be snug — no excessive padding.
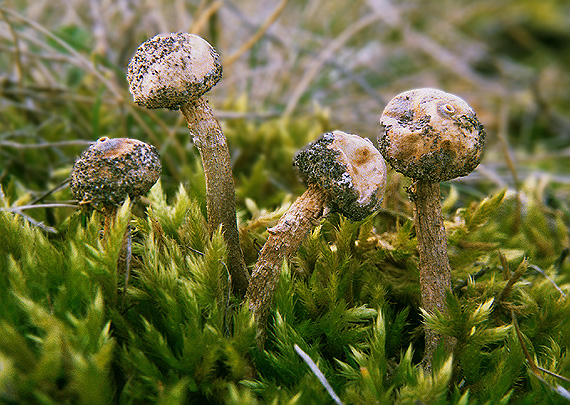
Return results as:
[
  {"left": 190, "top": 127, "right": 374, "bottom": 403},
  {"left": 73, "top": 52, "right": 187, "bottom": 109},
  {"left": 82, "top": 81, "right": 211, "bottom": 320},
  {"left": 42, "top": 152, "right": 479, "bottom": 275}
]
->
[
  {"left": 528, "top": 264, "right": 567, "bottom": 298},
  {"left": 366, "top": 0, "right": 505, "bottom": 94},
  {"left": 0, "top": 6, "right": 123, "bottom": 100},
  {"left": 0, "top": 203, "right": 78, "bottom": 211},
  {"left": 0, "top": 5, "right": 182, "bottom": 176},
  {"left": 511, "top": 310, "right": 570, "bottom": 399},
  {"left": 0, "top": 140, "right": 92, "bottom": 149},
  {"left": 283, "top": 12, "right": 383, "bottom": 118},
  {"left": 0, "top": 8, "right": 23, "bottom": 84},
  {"left": 191, "top": 1, "right": 223, "bottom": 36},
  {"left": 224, "top": 0, "right": 289, "bottom": 68},
  {"left": 294, "top": 344, "right": 344, "bottom": 405}
]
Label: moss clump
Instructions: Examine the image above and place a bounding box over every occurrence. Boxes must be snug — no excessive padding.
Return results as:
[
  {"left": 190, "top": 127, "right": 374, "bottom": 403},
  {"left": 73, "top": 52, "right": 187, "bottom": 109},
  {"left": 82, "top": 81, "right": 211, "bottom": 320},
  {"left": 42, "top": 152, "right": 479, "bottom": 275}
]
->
[{"left": 1, "top": 117, "right": 569, "bottom": 403}]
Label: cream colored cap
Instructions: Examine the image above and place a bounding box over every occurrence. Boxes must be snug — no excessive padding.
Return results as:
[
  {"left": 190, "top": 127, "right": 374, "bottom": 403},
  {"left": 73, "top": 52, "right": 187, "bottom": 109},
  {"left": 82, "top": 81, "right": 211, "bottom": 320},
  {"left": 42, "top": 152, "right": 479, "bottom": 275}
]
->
[
  {"left": 379, "top": 88, "right": 485, "bottom": 182},
  {"left": 294, "top": 131, "right": 387, "bottom": 221},
  {"left": 127, "top": 32, "right": 222, "bottom": 110}
]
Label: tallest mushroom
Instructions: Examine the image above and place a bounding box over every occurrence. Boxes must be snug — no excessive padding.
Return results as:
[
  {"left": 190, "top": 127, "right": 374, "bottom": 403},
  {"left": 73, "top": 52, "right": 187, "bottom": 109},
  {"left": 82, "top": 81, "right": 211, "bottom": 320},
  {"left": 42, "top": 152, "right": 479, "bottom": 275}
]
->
[
  {"left": 127, "top": 32, "right": 248, "bottom": 296},
  {"left": 379, "top": 88, "right": 485, "bottom": 368}
]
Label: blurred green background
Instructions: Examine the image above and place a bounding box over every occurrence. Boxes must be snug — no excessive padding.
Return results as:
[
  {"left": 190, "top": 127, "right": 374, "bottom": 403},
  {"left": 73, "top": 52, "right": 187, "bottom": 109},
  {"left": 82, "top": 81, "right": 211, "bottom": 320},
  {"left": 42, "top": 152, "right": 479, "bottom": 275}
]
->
[{"left": 1, "top": 0, "right": 569, "bottom": 217}]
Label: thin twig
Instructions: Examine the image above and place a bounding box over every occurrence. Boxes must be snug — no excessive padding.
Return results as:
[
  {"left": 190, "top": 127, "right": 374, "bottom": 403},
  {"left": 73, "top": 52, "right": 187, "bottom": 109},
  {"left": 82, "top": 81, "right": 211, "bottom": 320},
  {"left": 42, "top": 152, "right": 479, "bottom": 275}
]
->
[
  {"left": 527, "top": 264, "right": 566, "bottom": 298},
  {"left": 511, "top": 311, "right": 540, "bottom": 374},
  {"left": 294, "top": 344, "right": 344, "bottom": 405},
  {"left": 511, "top": 311, "right": 570, "bottom": 400},
  {"left": 9, "top": 210, "right": 58, "bottom": 234},
  {"left": 215, "top": 110, "right": 281, "bottom": 120},
  {"left": 29, "top": 178, "right": 71, "bottom": 205},
  {"left": 537, "top": 366, "right": 570, "bottom": 384},
  {"left": 1, "top": 203, "right": 78, "bottom": 212}
]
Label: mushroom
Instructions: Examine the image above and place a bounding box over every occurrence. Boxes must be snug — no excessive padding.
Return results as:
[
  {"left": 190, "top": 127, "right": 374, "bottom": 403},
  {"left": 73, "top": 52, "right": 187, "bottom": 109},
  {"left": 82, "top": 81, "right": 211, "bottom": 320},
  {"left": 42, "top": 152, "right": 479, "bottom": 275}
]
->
[
  {"left": 378, "top": 88, "right": 485, "bottom": 366},
  {"left": 127, "top": 32, "right": 248, "bottom": 297},
  {"left": 246, "top": 130, "right": 387, "bottom": 346},
  {"left": 70, "top": 137, "right": 161, "bottom": 300},
  {"left": 71, "top": 137, "right": 161, "bottom": 214}
]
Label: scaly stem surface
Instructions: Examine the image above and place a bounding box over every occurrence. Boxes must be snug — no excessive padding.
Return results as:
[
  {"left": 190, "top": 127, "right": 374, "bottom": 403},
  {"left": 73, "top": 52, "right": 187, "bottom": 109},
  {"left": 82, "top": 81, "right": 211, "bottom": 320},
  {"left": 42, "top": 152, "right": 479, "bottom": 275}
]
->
[
  {"left": 181, "top": 97, "right": 249, "bottom": 297},
  {"left": 413, "top": 180, "right": 454, "bottom": 369},
  {"left": 247, "top": 185, "right": 326, "bottom": 347}
]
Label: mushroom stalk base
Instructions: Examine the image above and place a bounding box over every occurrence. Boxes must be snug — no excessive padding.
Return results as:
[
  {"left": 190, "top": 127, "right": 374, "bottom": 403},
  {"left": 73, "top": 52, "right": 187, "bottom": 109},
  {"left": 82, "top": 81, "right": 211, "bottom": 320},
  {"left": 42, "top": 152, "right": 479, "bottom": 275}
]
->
[
  {"left": 181, "top": 97, "right": 249, "bottom": 297},
  {"left": 247, "top": 185, "right": 326, "bottom": 347},
  {"left": 413, "top": 180, "right": 454, "bottom": 368}
]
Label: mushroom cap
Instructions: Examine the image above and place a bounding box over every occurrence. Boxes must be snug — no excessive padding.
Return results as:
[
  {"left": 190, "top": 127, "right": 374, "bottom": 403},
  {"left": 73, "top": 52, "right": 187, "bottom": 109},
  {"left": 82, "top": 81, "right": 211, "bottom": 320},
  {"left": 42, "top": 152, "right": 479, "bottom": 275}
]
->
[
  {"left": 379, "top": 88, "right": 485, "bottom": 182},
  {"left": 127, "top": 32, "right": 222, "bottom": 110},
  {"left": 294, "top": 130, "right": 387, "bottom": 221},
  {"left": 70, "top": 137, "right": 161, "bottom": 208}
]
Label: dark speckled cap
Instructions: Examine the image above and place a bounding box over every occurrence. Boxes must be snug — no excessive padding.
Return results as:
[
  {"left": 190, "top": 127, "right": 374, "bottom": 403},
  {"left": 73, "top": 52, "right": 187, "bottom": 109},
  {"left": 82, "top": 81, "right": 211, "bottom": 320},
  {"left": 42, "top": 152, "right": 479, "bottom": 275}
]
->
[
  {"left": 127, "top": 32, "right": 222, "bottom": 110},
  {"left": 294, "top": 131, "right": 386, "bottom": 221},
  {"left": 70, "top": 137, "right": 161, "bottom": 209}
]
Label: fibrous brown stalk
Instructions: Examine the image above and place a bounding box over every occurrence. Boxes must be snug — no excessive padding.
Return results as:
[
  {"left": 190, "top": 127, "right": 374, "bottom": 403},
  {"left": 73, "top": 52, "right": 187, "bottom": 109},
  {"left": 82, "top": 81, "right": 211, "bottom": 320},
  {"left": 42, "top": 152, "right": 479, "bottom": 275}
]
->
[
  {"left": 413, "top": 180, "right": 454, "bottom": 368},
  {"left": 181, "top": 96, "right": 249, "bottom": 297},
  {"left": 247, "top": 185, "right": 326, "bottom": 346}
]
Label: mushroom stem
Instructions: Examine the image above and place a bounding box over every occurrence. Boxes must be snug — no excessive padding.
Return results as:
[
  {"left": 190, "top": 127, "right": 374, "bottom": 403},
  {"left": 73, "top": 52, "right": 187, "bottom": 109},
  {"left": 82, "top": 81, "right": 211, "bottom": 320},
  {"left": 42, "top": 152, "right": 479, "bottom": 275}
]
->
[
  {"left": 180, "top": 96, "right": 249, "bottom": 297},
  {"left": 413, "top": 179, "right": 454, "bottom": 366},
  {"left": 102, "top": 207, "right": 118, "bottom": 239},
  {"left": 247, "top": 185, "right": 326, "bottom": 346}
]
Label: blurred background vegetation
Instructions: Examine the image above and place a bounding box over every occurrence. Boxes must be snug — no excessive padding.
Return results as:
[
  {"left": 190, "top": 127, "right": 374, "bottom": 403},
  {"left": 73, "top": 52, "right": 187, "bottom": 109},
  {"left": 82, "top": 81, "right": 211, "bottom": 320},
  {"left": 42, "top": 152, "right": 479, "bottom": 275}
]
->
[
  {"left": 1, "top": 0, "right": 569, "bottom": 214},
  {"left": 0, "top": 0, "right": 569, "bottom": 402}
]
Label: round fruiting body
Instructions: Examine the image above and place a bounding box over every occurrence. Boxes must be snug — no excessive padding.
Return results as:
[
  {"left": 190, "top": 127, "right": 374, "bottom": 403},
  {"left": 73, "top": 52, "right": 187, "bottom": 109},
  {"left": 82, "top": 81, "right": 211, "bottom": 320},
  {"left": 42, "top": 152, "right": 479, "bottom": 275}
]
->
[
  {"left": 127, "top": 32, "right": 222, "bottom": 110},
  {"left": 379, "top": 88, "right": 485, "bottom": 183},
  {"left": 294, "top": 130, "right": 387, "bottom": 220},
  {"left": 70, "top": 137, "right": 161, "bottom": 208}
]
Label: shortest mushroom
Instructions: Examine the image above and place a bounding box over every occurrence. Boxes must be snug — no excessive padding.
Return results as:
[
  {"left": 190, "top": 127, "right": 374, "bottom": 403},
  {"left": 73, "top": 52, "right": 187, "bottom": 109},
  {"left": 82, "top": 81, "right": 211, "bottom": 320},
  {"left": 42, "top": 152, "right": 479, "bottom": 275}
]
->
[
  {"left": 246, "top": 130, "right": 387, "bottom": 346},
  {"left": 70, "top": 137, "right": 161, "bottom": 299},
  {"left": 71, "top": 137, "right": 161, "bottom": 217}
]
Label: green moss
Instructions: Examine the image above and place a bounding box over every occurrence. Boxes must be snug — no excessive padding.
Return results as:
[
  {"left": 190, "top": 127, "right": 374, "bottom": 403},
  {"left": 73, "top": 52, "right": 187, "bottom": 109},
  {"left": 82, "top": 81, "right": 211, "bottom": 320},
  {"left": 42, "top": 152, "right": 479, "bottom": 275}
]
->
[{"left": 1, "top": 109, "right": 570, "bottom": 402}]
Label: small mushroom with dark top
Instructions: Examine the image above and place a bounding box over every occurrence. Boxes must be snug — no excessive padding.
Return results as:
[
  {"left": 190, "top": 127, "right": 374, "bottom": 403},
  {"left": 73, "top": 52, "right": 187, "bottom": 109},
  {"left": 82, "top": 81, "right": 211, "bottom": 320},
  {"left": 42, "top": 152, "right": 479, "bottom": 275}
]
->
[
  {"left": 127, "top": 32, "right": 248, "bottom": 297},
  {"left": 71, "top": 137, "right": 161, "bottom": 301},
  {"left": 378, "top": 88, "right": 485, "bottom": 368},
  {"left": 71, "top": 137, "right": 161, "bottom": 212},
  {"left": 246, "top": 130, "right": 387, "bottom": 346}
]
